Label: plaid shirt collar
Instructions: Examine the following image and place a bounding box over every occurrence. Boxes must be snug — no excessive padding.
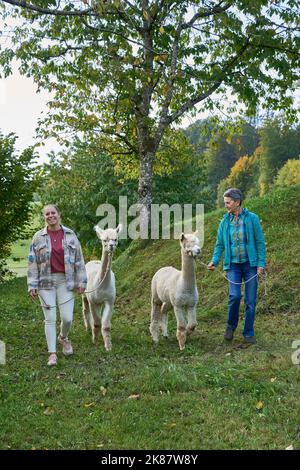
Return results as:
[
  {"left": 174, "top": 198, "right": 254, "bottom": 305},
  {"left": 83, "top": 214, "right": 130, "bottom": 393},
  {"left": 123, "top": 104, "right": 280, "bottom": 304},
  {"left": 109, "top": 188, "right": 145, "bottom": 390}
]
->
[{"left": 230, "top": 208, "right": 245, "bottom": 222}]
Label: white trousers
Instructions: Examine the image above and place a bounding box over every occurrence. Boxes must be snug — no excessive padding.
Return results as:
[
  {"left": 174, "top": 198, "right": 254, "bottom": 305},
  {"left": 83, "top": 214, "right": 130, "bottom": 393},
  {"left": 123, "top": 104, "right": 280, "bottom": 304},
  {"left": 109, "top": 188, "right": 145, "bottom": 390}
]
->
[{"left": 38, "top": 273, "right": 74, "bottom": 353}]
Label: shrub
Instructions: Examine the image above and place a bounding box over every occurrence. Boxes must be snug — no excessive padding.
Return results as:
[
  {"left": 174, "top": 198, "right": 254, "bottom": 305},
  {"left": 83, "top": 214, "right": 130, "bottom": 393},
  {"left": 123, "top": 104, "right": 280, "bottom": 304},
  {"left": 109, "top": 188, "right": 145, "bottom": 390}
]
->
[{"left": 275, "top": 157, "right": 300, "bottom": 187}]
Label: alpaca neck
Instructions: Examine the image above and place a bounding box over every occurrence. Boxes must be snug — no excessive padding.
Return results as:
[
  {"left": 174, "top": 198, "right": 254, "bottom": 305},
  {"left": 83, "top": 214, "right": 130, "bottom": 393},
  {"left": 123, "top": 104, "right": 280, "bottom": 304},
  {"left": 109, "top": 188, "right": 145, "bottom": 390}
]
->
[
  {"left": 181, "top": 250, "right": 196, "bottom": 287},
  {"left": 98, "top": 249, "right": 112, "bottom": 284}
]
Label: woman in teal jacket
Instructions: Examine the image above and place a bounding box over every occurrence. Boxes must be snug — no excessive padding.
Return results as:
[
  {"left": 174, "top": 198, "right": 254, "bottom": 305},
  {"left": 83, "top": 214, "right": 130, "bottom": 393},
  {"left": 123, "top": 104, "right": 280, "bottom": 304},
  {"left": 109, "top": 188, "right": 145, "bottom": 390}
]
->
[{"left": 208, "top": 188, "right": 266, "bottom": 344}]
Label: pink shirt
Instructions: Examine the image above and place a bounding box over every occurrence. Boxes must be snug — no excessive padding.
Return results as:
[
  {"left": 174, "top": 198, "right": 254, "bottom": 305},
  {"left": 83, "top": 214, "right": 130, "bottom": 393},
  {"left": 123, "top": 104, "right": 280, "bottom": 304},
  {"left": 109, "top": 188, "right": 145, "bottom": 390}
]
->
[{"left": 48, "top": 228, "right": 65, "bottom": 273}]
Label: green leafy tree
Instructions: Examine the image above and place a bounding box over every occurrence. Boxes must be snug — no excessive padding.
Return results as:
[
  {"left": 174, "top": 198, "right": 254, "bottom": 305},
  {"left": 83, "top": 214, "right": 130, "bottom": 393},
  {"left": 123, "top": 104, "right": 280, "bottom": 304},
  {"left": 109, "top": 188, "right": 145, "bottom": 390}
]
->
[
  {"left": 184, "top": 118, "right": 216, "bottom": 155},
  {"left": 216, "top": 150, "right": 260, "bottom": 207},
  {"left": 231, "top": 122, "right": 259, "bottom": 160},
  {"left": 275, "top": 157, "right": 300, "bottom": 187},
  {"left": 205, "top": 130, "right": 238, "bottom": 187},
  {"left": 258, "top": 118, "right": 300, "bottom": 194},
  {"left": 1, "top": 0, "right": 300, "bottom": 231},
  {"left": 0, "top": 132, "right": 39, "bottom": 277},
  {"left": 39, "top": 132, "right": 205, "bottom": 254},
  {"left": 38, "top": 140, "right": 137, "bottom": 256},
  {"left": 153, "top": 130, "right": 207, "bottom": 206},
  {"left": 205, "top": 121, "right": 259, "bottom": 188}
]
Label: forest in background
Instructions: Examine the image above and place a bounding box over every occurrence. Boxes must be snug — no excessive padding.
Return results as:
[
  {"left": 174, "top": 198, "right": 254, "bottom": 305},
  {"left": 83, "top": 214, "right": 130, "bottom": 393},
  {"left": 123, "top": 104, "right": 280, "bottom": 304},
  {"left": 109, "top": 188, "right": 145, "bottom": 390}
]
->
[{"left": 1, "top": 113, "right": 300, "bottom": 270}]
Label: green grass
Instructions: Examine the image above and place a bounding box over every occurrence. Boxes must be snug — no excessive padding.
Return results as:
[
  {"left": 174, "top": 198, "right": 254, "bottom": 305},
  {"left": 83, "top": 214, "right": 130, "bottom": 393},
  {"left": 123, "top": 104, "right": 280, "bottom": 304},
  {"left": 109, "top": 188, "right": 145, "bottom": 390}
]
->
[
  {"left": 6, "top": 239, "right": 31, "bottom": 277},
  {"left": 0, "top": 185, "right": 299, "bottom": 450}
]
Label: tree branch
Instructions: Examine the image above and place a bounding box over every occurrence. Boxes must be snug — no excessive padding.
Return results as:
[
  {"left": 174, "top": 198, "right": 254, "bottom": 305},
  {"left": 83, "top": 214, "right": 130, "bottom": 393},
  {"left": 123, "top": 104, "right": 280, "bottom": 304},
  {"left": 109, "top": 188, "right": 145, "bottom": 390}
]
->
[
  {"left": 182, "top": 1, "right": 233, "bottom": 29},
  {"left": 81, "top": 18, "right": 164, "bottom": 60},
  {"left": 167, "top": 37, "right": 251, "bottom": 124},
  {"left": 1, "top": 0, "right": 93, "bottom": 16},
  {"left": 99, "top": 128, "right": 138, "bottom": 154},
  {"left": 154, "top": 13, "right": 184, "bottom": 145},
  {"left": 251, "top": 42, "right": 300, "bottom": 57}
]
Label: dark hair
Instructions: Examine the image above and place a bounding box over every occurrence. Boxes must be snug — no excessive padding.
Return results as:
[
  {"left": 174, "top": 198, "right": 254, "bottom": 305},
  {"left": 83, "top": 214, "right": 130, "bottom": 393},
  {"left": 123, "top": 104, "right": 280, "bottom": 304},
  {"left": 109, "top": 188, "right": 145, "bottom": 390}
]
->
[
  {"left": 43, "top": 204, "right": 61, "bottom": 215},
  {"left": 223, "top": 188, "right": 243, "bottom": 204}
]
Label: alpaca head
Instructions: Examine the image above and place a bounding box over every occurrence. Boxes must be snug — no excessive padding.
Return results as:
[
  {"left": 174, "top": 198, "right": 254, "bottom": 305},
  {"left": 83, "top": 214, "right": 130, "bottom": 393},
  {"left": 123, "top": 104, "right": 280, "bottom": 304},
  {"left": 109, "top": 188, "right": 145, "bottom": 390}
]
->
[
  {"left": 180, "top": 232, "right": 201, "bottom": 259},
  {"left": 94, "top": 224, "right": 123, "bottom": 253}
]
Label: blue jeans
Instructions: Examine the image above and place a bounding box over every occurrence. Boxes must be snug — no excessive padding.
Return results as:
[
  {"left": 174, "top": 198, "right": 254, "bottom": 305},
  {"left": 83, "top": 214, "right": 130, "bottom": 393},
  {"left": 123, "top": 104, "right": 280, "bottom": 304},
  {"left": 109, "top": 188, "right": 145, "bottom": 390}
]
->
[{"left": 226, "top": 262, "right": 258, "bottom": 337}]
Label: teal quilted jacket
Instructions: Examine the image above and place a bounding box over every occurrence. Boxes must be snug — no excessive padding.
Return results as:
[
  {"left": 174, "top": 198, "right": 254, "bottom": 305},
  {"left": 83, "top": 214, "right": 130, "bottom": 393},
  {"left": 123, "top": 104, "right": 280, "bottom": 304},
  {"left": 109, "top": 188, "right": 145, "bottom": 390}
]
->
[{"left": 211, "top": 209, "right": 266, "bottom": 271}]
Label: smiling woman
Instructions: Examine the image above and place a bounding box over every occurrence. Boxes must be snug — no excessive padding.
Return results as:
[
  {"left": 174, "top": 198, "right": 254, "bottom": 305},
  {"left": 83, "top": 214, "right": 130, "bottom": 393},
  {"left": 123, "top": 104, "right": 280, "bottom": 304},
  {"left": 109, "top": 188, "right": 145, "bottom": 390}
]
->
[
  {"left": 207, "top": 187, "right": 266, "bottom": 345},
  {"left": 27, "top": 204, "right": 87, "bottom": 366}
]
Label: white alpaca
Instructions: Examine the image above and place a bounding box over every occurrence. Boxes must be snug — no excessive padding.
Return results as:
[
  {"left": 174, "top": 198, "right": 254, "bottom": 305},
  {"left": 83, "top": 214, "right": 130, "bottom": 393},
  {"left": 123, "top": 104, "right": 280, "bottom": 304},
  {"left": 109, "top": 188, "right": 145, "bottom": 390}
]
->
[
  {"left": 82, "top": 224, "right": 122, "bottom": 351},
  {"left": 150, "top": 232, "right": 201, "bottom": 350}
]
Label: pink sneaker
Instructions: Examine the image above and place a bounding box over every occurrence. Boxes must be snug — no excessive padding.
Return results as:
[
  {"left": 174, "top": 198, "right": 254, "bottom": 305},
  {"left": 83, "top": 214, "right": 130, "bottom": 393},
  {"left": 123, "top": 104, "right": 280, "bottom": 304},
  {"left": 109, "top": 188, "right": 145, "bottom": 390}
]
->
[
  {"left": 58, "top": 335, "right": 73, "bottom": 356},
  {"left": 47, "top": 353, "right": 57, "bottom": 366}
]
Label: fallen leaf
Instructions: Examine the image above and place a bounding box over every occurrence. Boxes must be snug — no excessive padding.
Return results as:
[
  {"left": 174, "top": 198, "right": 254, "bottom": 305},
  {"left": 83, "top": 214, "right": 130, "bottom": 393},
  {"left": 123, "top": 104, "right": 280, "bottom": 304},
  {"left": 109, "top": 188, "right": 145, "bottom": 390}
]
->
[
  {"left": 84, "top": 402, "right": 96, "bottom": 408},
  {"left": 100, "top": 386, "right": 107, "bottom": 396},
  {"left": 170, "top": 423, "right": 176, "bottom": 428},
  {"left": 270, "top": 377, "right": 277, "bottom": 383},
  {"left": 96, "top": 444, "right": 104, "bottom": 448},
  {"left": 43, "top": 407, "right": 54, "bottom": 416},
  {"left": 285, "top": 445, "right": 293, "bottom": 450},
  {"left": 225, "top": 352, "right": 231, "bottom": 356},
  {"left": 256, "top": 401, "right": 264, "bottom": 410},
  {"left": 128, "top": 394, "right": 141, "bottom": 400}
]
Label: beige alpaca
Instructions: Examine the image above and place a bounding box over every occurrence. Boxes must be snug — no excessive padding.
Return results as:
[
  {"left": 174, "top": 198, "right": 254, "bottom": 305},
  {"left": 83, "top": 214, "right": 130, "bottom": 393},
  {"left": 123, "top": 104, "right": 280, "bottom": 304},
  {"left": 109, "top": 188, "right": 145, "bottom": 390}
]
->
[
  {"left": 82, "top": 224, "right": 122, "bottom": 351},
  {"left": 150, "top": 232, "right": 201, "bottom": 350}
]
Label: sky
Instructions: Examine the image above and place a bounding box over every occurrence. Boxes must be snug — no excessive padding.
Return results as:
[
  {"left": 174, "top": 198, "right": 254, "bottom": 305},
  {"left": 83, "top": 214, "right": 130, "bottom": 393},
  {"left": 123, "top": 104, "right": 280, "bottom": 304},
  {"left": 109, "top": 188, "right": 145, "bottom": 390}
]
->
[{"left": 0, "top": 64, "right": 62, "bottom": 163}]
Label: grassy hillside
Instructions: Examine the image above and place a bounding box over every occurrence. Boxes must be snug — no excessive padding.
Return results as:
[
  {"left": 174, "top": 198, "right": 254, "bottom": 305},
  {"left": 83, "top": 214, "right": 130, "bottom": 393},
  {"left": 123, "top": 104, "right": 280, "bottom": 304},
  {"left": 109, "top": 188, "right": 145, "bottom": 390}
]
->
[
  {"left": 0, "top": 185, "right": 299, "bottom": 450},
  {"left": 114, "top": 184, "right": 300, "bottom": 320}
]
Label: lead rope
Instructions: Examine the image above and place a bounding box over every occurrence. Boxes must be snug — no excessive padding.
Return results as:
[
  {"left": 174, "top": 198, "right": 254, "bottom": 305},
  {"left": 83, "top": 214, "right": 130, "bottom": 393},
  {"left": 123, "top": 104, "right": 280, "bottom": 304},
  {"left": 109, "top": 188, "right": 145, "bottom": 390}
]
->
[
  {"left": 32, "top": 253, "right": 112, "bottom": 310},
  {"left": 198, "top": 260, "right": 267, "bottom": 296}
]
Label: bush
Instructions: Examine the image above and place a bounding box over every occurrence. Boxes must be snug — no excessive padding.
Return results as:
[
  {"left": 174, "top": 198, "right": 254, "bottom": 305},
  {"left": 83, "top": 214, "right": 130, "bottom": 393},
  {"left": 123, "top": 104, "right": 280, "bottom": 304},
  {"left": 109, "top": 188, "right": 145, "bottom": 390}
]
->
[
  {"left": 275, "top": 157, "right": 300, "bottom": 187},
  {"left": 0, "top": 132, "right": 39, "bottom": 280}
]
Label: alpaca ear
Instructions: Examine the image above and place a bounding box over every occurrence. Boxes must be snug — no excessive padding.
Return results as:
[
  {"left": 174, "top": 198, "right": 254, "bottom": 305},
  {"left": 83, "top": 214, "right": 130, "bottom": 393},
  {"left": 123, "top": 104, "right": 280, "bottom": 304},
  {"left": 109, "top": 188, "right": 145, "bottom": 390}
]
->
[
  {"left": 116, "top": 223, "right": 123, "bottom": 234},
  {"left": 180, "top": 233, "right": 186, "bottom": 242},
  {"left": 94, "top": 225, "right": 104, "bottom": 239}
]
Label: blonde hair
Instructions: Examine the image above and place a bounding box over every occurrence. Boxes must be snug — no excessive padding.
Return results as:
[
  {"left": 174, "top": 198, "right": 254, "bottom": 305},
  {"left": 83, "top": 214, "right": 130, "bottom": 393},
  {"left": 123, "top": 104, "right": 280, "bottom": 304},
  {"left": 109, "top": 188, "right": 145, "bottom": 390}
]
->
[{"left": 42, "top": 204, "right": 61, "bottom": 215}]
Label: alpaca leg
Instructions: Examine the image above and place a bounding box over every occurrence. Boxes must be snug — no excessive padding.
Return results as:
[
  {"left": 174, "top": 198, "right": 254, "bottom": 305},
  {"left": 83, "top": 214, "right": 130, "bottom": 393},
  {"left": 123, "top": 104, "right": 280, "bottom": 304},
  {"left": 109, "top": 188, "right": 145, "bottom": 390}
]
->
[
  {"left": 174, "top": 306, "right": 187, "bottom": 350},
  {"left": 89, "top": 303, "right": 102, "bottom": 344},
  {"left": 160, "top": 303, "right": 169, "bottom": 338},
  {"left": 101, "top": 301, "right": 113, "bottom": 351},
  {"left": 82, "top": 295, "right": 92, "bottom": 331},
  {"left": 149, "top": 298, "right": 161, "bottom": 343},
  {"left": 187, "top": 306, "right": 198, "bottom": 335}
]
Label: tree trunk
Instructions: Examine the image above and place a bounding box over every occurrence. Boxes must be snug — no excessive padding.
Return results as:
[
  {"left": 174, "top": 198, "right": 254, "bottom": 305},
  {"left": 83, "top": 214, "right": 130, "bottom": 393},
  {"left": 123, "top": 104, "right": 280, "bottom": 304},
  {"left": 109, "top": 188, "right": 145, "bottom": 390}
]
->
[{"left": 138, "top": 151, "right": 154, "bottom": 239}]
